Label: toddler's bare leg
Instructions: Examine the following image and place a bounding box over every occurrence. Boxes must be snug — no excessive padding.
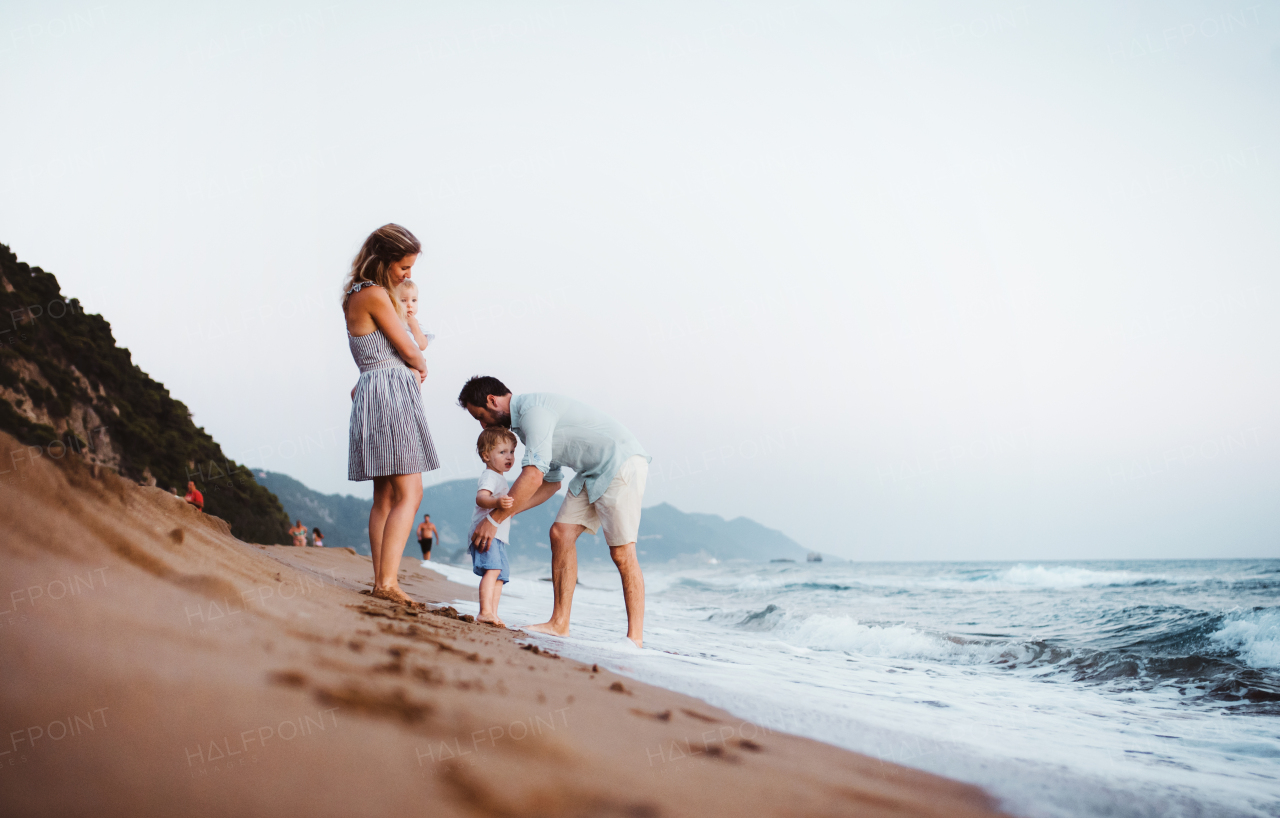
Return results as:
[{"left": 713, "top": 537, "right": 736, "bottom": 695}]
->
[
  {"left": 477, "top": 570, "right": 502, "bottom": 624},
  {"left": 492, "top": 580, "right": 506, "bottom": 627}
]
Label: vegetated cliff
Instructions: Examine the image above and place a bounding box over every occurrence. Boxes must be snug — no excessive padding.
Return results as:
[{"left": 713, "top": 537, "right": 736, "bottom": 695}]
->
[{"left": 0, "top": 243, "right": 290, "bottom": 543}]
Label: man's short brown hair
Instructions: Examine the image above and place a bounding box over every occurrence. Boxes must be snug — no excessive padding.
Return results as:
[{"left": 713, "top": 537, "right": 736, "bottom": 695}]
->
[
  {"left": 458, "top": 376, "right": 511, "bottom": 409},
  {"left": 477, "top": 427, "right": 517, "bottom": 458}
]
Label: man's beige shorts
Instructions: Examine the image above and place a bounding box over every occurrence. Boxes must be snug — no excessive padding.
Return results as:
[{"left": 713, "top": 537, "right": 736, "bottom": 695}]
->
[{"left": 554, "top": 455, "right": 649, "bottom": 547}]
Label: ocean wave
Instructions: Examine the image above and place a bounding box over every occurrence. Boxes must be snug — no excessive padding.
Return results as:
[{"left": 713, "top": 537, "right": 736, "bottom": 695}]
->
[
  {"left": 727, "top": 601, "right": 1280, "bottom": 710},
  {"left": 744, "top": 610, "right": 1020, "bottom": 665},
  {"left": 666, "top": 564, "right": 1184, "bottom": 597},
  {"left": 736, "top": 603, "right": 786, "bottom": 630},
  {"left": 1041, "top": 607, "right": 1280, "bottom": 710},
  {"left": 991, "top": 564, "right": 1168, "bottom": 588},
  {"left": 1209, "top": 608, "right": 1280, "bottom": 669},
  {"left": 676, "top": 575, "right": 856, "bottom": 593}
]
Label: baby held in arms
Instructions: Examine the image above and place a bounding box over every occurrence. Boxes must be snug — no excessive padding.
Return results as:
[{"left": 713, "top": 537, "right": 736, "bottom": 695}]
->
[
  {"left": 468, "top": 427, "right": 516, "bottom": 627},
  {"left": 349, "top": 280, "right": 434, "bottom": 400},
  {"left": 396, "top": 279, "right": 434, "bottom": 353}
]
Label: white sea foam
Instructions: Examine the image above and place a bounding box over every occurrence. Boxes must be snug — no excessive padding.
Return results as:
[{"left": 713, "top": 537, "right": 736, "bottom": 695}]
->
[
  {"left": 705, "top": 563, "right": 1169, "bottom": 593},
  {"left": 1210, "top": 608, "right": 1280, "bottom": 668},
  {"left": 774, "top": 613, "right": 1014, "bottom": 664},
  {"left": 427, "top": 558, "right": 1280, "bottom": 818},
  {"left": 992, "top": 564, "right": 1161, "bottom": 588}
]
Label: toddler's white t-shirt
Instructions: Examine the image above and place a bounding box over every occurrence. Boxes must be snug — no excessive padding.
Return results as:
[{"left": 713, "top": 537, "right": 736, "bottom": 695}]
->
[{"left": 468, "top": 469, "right": 511, "bottom": 544}]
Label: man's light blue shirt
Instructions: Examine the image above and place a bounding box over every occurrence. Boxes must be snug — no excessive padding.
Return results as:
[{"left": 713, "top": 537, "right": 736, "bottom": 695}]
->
[{"left": 510, "top": 393, "right": 650, "bottom": 503}]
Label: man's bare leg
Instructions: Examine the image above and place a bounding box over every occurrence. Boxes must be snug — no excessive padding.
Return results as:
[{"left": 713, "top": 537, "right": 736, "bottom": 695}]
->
[
  {"left": 610, "top": 542, "right": 645, "bottom": 648},
  {"left": 525, "top": 522, "right": 583, "bottom": 637}
]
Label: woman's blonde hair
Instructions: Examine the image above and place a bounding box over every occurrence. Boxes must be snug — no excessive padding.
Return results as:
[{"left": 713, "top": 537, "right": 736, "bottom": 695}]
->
[{"left": 341, "top": 223, "right": 421, "bottom": 319}]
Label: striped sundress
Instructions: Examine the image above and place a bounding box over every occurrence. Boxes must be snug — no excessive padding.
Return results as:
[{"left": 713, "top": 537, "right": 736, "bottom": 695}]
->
[{"left": 346, "top": 283, "right": 440, "bottom": 481}]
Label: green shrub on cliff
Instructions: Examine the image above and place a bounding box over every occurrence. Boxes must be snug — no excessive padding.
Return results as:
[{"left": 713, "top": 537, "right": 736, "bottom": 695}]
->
[{"left": 0, "top": 243, "right": 291, "bottom": 544}]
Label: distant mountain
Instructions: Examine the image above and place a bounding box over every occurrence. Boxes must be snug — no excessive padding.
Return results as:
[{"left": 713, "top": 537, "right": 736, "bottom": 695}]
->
[
  {"left": 635, "top": 503, "right": 814, "bottom": 563},
  {"left": 254, "top": 470, "right": 814, "bottom": 566}
]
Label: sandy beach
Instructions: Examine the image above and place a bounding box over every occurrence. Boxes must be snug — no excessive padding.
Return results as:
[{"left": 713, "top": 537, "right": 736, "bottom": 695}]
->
[{"left": 0, "top": 431, "right": 1008, "bottom": 817}]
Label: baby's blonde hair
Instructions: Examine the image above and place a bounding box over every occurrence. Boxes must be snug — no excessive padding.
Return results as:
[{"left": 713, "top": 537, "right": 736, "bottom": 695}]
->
[{"left": 397, "top": 279, "right": 418, "bottom": 296}]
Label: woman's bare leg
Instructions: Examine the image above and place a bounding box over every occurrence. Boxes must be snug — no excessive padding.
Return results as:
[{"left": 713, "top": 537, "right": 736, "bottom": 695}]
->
[
  {"left": 368, "top": 477, "right": 393, "bottom": 588},
  {"left": 372, "top": 473, "right": 422, "bottom": 604}
]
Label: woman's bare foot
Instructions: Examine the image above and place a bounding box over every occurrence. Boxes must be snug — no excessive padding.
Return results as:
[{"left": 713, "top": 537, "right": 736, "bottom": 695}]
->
[
  {"left": 477, "top": 615, "right": 506, "bottom": 628},
  {"left": 371, "top": 585, "right": 417, "bottom": 607}
]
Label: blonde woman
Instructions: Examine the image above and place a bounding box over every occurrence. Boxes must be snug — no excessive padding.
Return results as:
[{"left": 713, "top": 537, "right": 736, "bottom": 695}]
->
[{"left": 343, "top": 224, "right": 440, "bottom": 606}]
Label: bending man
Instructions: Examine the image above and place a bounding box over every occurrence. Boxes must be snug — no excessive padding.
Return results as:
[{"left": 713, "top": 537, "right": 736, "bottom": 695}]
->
[{"left": 459, "top": 376, "right": 651, "bottom": 647}]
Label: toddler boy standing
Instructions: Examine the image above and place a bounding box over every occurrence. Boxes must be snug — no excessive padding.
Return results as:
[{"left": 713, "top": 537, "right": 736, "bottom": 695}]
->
[{"left": 468, "top": 427, "right": 516, "bottom": 626}]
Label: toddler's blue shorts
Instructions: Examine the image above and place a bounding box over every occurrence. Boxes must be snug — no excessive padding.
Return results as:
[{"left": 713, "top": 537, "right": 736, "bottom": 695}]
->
[{"left": 468, "top": 539, "right": 509, "bottom": 584}]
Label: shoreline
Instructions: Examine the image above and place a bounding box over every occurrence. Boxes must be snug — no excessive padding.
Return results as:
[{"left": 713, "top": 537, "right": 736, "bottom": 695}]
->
[{"left": 0, "top": 435, "right": 1010, "bottom": 817}]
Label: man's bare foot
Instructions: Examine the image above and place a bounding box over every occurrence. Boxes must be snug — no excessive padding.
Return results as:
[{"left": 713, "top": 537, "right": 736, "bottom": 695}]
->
[{"left": 525, "top": 621, "right": 569, "bottom": 637}]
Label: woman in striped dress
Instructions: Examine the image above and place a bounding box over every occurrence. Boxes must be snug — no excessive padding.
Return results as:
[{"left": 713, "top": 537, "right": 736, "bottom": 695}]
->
[{"left": 342, "top": 224, "right": 440, "bottom": 606}]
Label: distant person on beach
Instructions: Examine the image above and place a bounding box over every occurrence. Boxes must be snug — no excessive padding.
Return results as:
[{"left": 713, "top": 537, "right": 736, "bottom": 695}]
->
[
  {"left": 312, "top": 528, "right": 324, "bottom": 547},
  {"left": 459, "top": 377, "right": 651, "bottom": 647},
  {"left": 343, "top": 224, "right": 440, "bottom": 607},
  {"left": 468, "top": 428, "right": 517, "bottom": 626},
  {"left": 289, "top": 520, "right": 308, "bottom": 547},
  {"left": 184, "top": 481, "right": 203, "bottom": 511},
  {"left": 416, "top": 514, "right": 436, "bottom": 561}
]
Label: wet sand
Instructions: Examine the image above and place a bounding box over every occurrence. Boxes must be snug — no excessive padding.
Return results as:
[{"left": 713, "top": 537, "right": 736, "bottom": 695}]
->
[{"left": 0, "top": 432, "right": 1010, "bottom": 817}]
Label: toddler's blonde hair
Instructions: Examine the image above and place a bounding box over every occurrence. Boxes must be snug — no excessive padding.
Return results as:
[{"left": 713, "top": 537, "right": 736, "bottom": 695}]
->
[
  {"left": 397, "top": 279, "right": 418, "bottom": 296},
  {"left": 477, "top": 427, "right": 517, "bottom": 459}
]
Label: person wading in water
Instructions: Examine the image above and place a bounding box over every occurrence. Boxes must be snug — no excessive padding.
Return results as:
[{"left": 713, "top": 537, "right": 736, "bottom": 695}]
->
[{"left": 416, "top": 514, "right": 437, "bottom": 561}]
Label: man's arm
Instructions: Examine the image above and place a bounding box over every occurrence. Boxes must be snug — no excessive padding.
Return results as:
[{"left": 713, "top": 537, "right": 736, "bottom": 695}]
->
[
  {"left": 515, "top": 479, "right": 561, "bottom": 514},
  {"left": 488, "top": 467, "right": 542, "bottom": 523},
  {"left": 470, "top": 466, "right": 559, "bottom": 551}
]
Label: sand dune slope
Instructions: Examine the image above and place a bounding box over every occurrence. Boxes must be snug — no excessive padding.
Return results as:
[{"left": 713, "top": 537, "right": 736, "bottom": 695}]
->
[{"left": 0, "top": 432, "right": 1009, "bottom": 817}]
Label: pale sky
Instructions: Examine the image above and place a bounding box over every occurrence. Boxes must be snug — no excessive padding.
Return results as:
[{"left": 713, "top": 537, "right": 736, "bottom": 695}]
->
[{"left": 2, "top": 0, "right": 1277, "bottom": 560}]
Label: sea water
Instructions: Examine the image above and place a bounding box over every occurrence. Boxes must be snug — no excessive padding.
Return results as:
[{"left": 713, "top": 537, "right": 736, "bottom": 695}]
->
[{"left": 424, "top": 558, "right": 1280, "bottom": 818}]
